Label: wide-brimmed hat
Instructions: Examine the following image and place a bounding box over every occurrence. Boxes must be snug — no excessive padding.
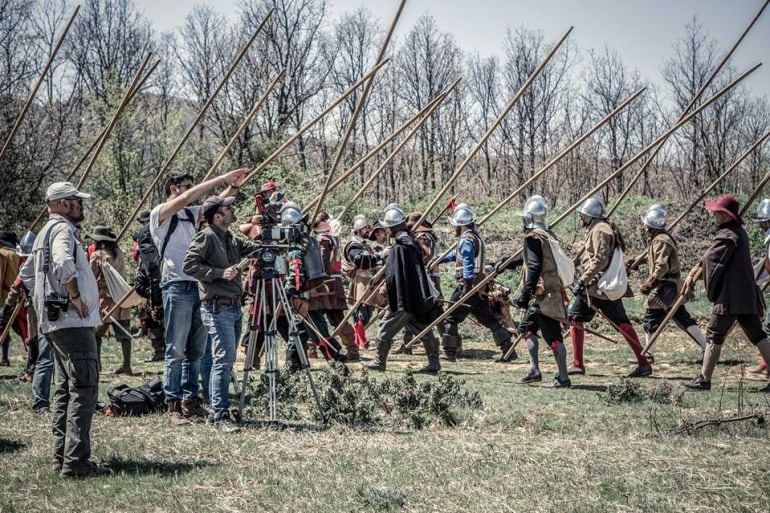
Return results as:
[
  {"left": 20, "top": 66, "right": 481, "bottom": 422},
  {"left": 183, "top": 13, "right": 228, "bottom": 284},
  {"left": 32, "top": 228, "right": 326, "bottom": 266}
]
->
[
  {"left": 90, "top": 226, "right": 117, "bottom": 242},
  {"left": 704, "top": 194, "right": 742, "bottom": 223},
  {"left": 45, "top": 181, "right": 91, "bottom": 202}
]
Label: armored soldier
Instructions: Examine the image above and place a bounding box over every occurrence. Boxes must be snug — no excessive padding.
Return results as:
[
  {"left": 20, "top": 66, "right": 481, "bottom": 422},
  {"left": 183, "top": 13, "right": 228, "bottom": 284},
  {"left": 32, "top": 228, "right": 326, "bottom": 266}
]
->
[
  {"left": 439, "top": 204, "right": 515, "bottom": 362},
  {"left": 685, "top": 195, "right": 770, "bottom": 391},
  {"left": 569, "top": 197, "right": 652, "bottom": 377},
  {"left": 342, "top": 215, "right": 383, "bottom": 347},
  {"left": 514, "top": 197, "right": 571, "bottom": 386},
  {"left": 364, "top": 204, "right": 441, "bottom": 373},
  {"left": 636, "top": 205, "right": 707, "bottom": 359},
  {"left": 748, "top": 199, "right": 770, "bottom": 376}
]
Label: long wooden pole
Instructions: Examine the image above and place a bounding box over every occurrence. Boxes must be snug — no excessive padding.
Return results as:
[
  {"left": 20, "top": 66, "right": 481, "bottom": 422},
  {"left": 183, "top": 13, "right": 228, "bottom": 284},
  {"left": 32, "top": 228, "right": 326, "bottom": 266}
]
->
[
  {"left": 644, "top": 144, "right": 770, "bottom": 354},
  {"left": 310, "top": 0, "right": 406, "bottom": 222},
  {"left": 336, "top": 79, "right": 461, "bottom": 220},
  {"left": 412, "top": 27, "right": 574, "bottom": 229},
  {"left": 0, "top": 5, "right": 80, "bottom": 162},
  {"left": 241, "top": 60, "right": 390, "bottom": 186},
  {"left": 200, "top": 69, "right": 286, "bottom": 183},
  {"left": 76, "top": 54, "right": 157, "bottom": 189},
  {"left": 547, "top": 63, "right": 761, "bottom": 231},
  {"left": 628, "top": 129, "right": 770, "bottom": 270},
  {"left": 606, "top": 0, "right": 770, "bottom": 217},
  {"left": 0, "top": 302, "right": 22, "bottom": 348},
  {"left": 115, "top": 9, "right": 274, "bottom": 242},
  {"left": 404, "top": 64, "right": 762, "bottom": 347},
  {"left": 302, "top": 92, "right": 447, "bottom": 214}
]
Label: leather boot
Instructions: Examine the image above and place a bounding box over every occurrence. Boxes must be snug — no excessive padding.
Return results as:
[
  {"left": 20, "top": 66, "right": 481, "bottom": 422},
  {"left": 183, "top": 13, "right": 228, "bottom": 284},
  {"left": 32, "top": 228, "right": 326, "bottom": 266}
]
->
[
  {"left": 168, "top": 400, "right": 191, "bottom": 426},
  {"left": 686, "top": 343, "right": 722, "bottom": 390},
  {"left": 417, "top": 336, "right": 441, "bottom": 374},
  {"left": 394, "top": 332, "right": 414, "bottom": 355},
  {"left": 441, "top": 324, "right": 460, "bottom": 362},
  {"left": 339, "top": 327, "right": 360, "bottom": 361},
  {"left": 568, "top": 321, "right": 585, "bottom": 374},
  {"left": 494, "top": 327, "right": 517, "bottom": 362},
  {"left": 364, "top": 338, "right": 391, "bottom": 371}
]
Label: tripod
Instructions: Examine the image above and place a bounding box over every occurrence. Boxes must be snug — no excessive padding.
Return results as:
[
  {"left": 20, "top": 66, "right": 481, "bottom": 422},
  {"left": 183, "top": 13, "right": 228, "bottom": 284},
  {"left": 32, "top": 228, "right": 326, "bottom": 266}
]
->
[{"left": 238, "top": 247, "right": 325, "bottom": 424}]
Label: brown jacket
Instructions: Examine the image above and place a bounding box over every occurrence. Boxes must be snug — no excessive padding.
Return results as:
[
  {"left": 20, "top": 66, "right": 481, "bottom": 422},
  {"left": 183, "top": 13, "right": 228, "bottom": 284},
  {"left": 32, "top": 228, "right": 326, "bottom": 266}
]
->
[
  {"left": 701, "top": 220, "right": 764, "bottom": 316},
  {"left": 574, "top": 219, "right": 618, "bottom": 299},
  {"left": 90, "top": 248, "right": 131, "bottom": 322},
  {"left": 0, "top": 247, "right": 19, "bottom": 307},
  {"left": 644, "top": 231, "right": 681, "bottom": 309},
  {"left": 308, "top": 234, "right": 347, "bottom": 312},
  {"left": 522, "top": 229, "right": 567, "bottom": 321}
]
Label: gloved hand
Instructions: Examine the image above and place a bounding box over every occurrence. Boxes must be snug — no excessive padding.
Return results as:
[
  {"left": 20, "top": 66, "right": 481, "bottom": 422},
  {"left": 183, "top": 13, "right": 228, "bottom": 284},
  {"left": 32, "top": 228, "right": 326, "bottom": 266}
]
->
[
  {"left": 572, "top": 280, "right": 586, "bottom": 298},
  {"left": 514, "top": 290, "right": 532, "bottom": 309}
]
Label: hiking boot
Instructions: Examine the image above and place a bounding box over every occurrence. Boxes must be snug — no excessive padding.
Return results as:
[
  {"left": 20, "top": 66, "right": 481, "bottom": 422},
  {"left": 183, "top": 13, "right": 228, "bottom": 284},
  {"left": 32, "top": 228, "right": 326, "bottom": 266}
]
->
[
  {"left": 626, "top": 364, "right": 653, "bottom": 378},
  {"left": 182, "top": 398, "right": 208, "bottom": 420},
  {"left": 168, "top": 400, "right": 192, "bottom": 426},
  {"left": 550, "top": 376, "right": 572, "bottom": 388},
  {"left": 567, "top": 365, "right": 585, "bottom": 375},
  {"left": 684, "top": 374, "right": 711, "bottom": 391},
  {"left": 520, "top": 370, "right": 542, "bottom": 384},
  {"left": 61, "top": 460, "right": 108, "bottom": 478}
]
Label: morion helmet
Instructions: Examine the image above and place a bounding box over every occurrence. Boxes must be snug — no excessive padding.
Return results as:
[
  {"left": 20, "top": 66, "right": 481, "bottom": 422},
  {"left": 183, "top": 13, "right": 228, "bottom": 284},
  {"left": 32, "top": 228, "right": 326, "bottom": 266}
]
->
[
  {"left": 449, "top": 203, "right": 475, "bottom": 227},
  {"left": 380, "top": 203, "right": 407, "bottom": 228},
  {"left": 521, "top": 196, "right": 548, "bottom": 230},
  {"left": 576, "top": 196, "right": 606, "bottom": 219},
  {"left": 641, "top": 206, "right": 667, "bottom": 230}
]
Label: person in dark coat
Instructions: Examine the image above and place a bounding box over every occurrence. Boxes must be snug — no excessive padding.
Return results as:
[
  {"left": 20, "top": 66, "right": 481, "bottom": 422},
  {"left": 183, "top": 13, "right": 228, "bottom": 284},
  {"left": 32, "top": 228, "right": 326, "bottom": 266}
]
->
[
  {"left": 364, "top": 204, "right": 441, "bottom": 373},
  {"left": 685, "top": 194, "right": 770, "bottom": 391}
]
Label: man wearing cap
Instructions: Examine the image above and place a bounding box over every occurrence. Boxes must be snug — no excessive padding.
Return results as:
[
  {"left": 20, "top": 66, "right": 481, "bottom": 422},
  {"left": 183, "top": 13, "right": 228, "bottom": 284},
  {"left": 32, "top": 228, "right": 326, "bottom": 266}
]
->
[
  {"left": 634, "top": 205, "right": 707, "bottom": 360},
  {"left": 0, "top": 231, "right": 20, "bottom": 366},
  {"left": 150, "top": 168, "right": 246, "bottom": 425},
  {"left": 439, "top": 204, "right": 515, "bottom": 362},
  {"left": 364, "top": 204, "right": 441, "bottom": 373},
  {"left": 89, "top": 225, "right": 133, "bottom": 375},
  {"left": 183, "top": 195, "right": 261, "bottom": 430},
  {"left": 133, "top": 210, "right": 165, "bottom": 362},
  {"left": 31, "top": 181, "right": 103, "bottom": 477},
  {"left": 685, "top": 195, "right": 770, "bottom": 391},
  {"left": 568, "top": 197, "right": 652, "bottom": 378}
]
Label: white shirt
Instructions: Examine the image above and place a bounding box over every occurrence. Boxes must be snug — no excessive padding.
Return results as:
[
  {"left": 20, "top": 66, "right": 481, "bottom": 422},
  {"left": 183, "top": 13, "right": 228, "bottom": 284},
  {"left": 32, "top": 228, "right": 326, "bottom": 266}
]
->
[{"left": 149, "top": 204, "right": 201, "bottom": 285}]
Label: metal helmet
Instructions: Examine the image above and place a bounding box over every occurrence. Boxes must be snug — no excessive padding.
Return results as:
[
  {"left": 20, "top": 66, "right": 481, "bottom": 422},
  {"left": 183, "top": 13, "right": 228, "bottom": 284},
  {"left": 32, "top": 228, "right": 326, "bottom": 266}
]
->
[
  {"left": 380, "top": 203, "right": 407, "bottom": 228},
  {"left": 449, "top": 204, "right": 475, "bottom": 227},
  {"left": 352, "top": 215, "right": 369, "bottom": 233},
  {"left": 755, "top": 199, "right": 770, "bottom": 223},
  {"left": 18, "top": 231, "right": 36, "bottom": 257},
  {"left": 641, "top": 206, "right": 667, "bottom": 230},
  {"left": 280, "top": 202, "right": 303, "bottom": 226},
  {"left": 576, "top": 196, "right": 606, "bottom": 219},
  {"left": 647, "top": 203, "right": 667, "bottom": 214},
  {"left": 525, "top": 194, "right": 549, "bottom": 211},
  {"left": 521, "top": 197, "right": 548, "bottom": 229}
]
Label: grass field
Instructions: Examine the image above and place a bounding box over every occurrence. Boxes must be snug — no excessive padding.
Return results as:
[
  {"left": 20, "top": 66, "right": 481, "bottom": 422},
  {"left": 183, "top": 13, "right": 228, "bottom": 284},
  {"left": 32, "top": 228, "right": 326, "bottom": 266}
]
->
[{"left": 2, "top": 307, "right": 770, "bottom": 513}]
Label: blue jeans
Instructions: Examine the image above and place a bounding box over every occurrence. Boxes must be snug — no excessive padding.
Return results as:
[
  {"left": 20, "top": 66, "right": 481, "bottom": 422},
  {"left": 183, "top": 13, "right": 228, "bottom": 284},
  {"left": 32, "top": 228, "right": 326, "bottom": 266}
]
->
[
  {"left": 200, "top": 335, "right": 213, "bottom": 404},
  {"left": 200, "top": 303, "right": 241, "bottom": 419},
  {"left": 32, "top": 335, "right": 53, "bottom": 410},
  {"left": 162, "top": 281, "right": 207, "bottom": 401}
]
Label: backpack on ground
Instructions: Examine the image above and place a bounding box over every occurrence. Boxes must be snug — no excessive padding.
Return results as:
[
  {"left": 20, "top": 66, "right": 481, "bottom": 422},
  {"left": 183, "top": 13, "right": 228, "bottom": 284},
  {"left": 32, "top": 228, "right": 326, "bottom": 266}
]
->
[{"left": 106, "top": 378, "right": 165, "bottom": 416}]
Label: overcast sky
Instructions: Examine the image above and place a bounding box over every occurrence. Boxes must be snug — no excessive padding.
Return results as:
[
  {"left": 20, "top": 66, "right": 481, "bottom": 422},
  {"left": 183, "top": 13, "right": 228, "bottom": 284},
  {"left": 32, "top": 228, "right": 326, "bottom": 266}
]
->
[{"left": 132, "top": 0, "right": 770, "bottom": 99}]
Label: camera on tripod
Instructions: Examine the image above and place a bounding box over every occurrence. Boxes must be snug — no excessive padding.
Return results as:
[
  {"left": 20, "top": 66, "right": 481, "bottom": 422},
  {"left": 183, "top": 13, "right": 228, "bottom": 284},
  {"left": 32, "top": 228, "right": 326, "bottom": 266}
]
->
[{"left": 44, "top": 293, "right": 69, "bottom": 321}]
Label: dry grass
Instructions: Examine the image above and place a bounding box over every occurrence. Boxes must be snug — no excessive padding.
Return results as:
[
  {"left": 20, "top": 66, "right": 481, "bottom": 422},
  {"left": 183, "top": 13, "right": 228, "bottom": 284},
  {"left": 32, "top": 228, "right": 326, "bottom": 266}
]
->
[{"left": 1, "top": 317, "right": 770, "bottom": 513}]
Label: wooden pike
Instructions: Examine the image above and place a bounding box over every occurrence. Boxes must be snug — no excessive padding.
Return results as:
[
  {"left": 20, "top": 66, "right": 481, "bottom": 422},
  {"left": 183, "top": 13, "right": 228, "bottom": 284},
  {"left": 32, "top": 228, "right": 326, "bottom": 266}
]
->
[
  {"left": 628, "top": 129, "right": 770, "bottom": 270},
  {"left": 240, "top": 59, "right": 390, "bottom": 186},
  {"left": 0, "top": 302, "right": 23, "bottom": 349},
  {"left": 115, "top": 8, "right": 274, "bottom": 242},
  {"left": 606, "top": 0, "right": 770, "bottom": 217},
  {"left": 200, "top": 69, "right": 286, "bottom": 183},
  {"left": 336, "top": 78, "right": 461, "bottom": 220},
  {"left": 0, "top": 5, "right": 80, "bottom": 162},
  {"left": 310, "top": 0, "right": 406, "bottom": 222},
  {"left": 302, "top": 92, "right": 447, "bottom": 214},
  {"left": 643, "top": 176, "right": 767, "bottom": 354},
  {"left": 76, "top": 54, "right": 158, "bottom": 189},
  {"left": 412, "top": 26, "right": 574, "bottom": 229}
]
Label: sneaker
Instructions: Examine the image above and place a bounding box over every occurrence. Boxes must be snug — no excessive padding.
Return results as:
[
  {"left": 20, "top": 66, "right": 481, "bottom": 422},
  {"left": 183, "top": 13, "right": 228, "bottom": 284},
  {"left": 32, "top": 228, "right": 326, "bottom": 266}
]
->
[
  {"left": 567, "top": 365, "right": 585, "bottom": 375},
  {"left": 626, "top": 364, "right": 653, "bottom": 378},
  {"left": 61, "top": 460, "right": 108, "bottom": 478},
  {"left": 520, "top": 370, "right": 542, "bottom": 383},
  {"left": 684, "top": 374, "right": 711, "bottom": 391}
]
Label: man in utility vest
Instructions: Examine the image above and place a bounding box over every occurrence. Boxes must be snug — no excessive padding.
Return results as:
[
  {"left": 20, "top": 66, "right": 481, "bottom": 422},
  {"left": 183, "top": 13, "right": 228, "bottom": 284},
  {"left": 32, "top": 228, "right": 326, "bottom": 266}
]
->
[
  {"left": 569, "top": 197, "right": 652, "bottom": 378},
  {"left": 635, "top": 205, "right": 707, "bottom": 360},
  {"left": 514, "top": 197, "right": 571, "bottom": 387},
  {"left": 439, "top": 204, "right": 515, "bottom": 362}
]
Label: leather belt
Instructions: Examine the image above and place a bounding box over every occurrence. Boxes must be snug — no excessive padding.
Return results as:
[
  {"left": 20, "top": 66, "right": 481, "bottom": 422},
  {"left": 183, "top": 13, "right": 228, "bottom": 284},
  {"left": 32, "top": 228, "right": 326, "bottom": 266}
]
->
[{"left": 204, "top": 296, "right": 242, "bottom": 306}]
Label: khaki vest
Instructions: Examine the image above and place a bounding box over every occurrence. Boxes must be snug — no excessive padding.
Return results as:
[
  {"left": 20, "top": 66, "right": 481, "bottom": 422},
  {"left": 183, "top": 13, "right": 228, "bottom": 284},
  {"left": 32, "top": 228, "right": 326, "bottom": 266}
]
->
[{"left": 522, "top": 229, "right": 567, "bottom": 321}]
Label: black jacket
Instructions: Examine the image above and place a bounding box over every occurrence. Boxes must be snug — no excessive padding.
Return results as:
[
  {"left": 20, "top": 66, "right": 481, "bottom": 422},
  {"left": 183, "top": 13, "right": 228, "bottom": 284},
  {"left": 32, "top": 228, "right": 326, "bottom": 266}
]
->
[{"left": 385, "top": 230, "right": 436, "bottom": 323}]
